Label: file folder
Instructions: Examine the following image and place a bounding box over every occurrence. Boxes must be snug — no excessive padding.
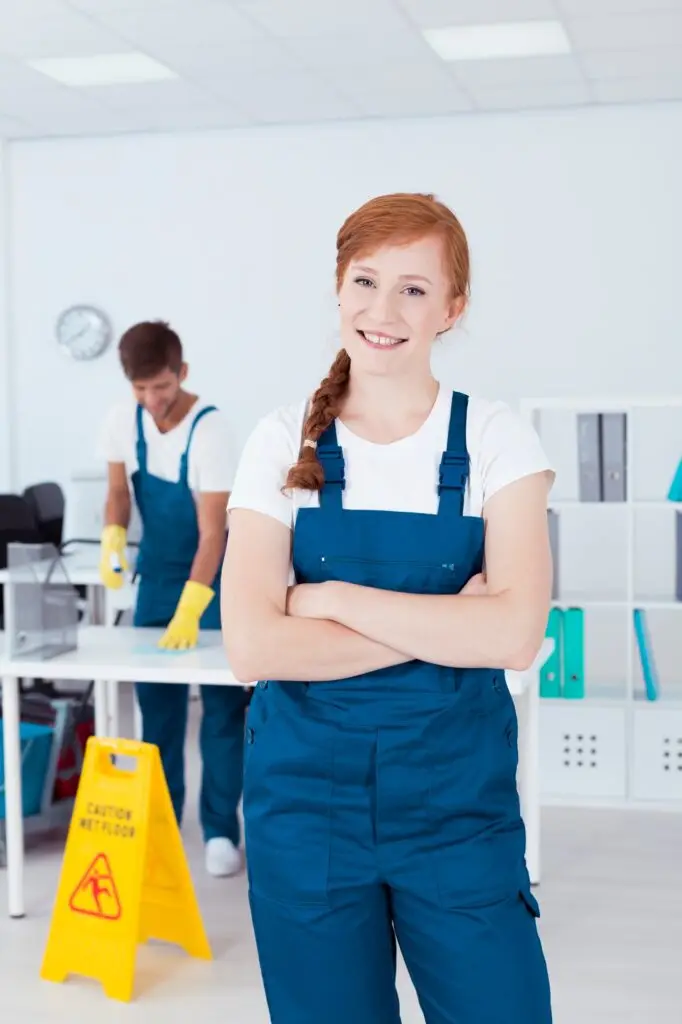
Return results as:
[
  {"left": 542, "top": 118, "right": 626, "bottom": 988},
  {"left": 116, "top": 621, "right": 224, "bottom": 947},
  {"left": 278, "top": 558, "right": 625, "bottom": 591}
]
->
[
  {"left": 668, "top": 458, "right": 682, "bottom": 502},
  {"left": 540, "top": 608, "right": 563, "bottom": 698},
  {"left": 577, "top": 414, "right": 602, "bottom": 502},
  {"left": 600, "top": 412, "right": 627, "bottom": 502},
  {"left": 633, "top": 608, "right": 659, "bottom": 701},
  {"left": 671, "top": 512, "right": 675, "bottom": 598},
  {"left": 563, "top": 607, "right": 585, "bottom": 699}
]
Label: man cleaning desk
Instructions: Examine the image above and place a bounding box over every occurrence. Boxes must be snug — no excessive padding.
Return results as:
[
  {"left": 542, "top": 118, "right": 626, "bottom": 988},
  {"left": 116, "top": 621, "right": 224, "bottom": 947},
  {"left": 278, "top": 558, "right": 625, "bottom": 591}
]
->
[{"left": 97, "top": 320, "right": 247, "bottom": 877}]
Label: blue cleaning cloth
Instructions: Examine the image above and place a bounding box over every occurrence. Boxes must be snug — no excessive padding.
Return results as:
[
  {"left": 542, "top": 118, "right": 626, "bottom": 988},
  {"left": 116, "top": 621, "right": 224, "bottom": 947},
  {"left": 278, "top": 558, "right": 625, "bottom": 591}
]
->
[{"left": 132, "top": 638, "right": 213, "bottom": 656}]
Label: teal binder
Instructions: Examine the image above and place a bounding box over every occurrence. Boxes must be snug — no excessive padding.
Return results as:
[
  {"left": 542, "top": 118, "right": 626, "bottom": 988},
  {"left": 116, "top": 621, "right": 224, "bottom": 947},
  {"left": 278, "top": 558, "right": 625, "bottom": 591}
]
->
[
  {"left": 540, "top": 608, "right": 563, "bottom": 698},
  {"left": 668, "top": 458, "right": 682, "bottom": 501},
  {"left": 633, "top": 609, "right": 659, "bottom": 701},
  {"left": 563, "top": 608, "right": 585, "bottom": 699}
]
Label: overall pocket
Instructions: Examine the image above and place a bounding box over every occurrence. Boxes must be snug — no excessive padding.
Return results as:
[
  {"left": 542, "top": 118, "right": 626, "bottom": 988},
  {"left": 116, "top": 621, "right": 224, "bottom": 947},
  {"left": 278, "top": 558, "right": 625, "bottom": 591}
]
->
[
  {"left": 456, "top": 668, "right": 514, "bottom": 717},
  {"left": 426, "top": 698, "right": 526, "bottom": 908},
  {"left": 243, "top": 686, "right": 335, "bottom": 907}
]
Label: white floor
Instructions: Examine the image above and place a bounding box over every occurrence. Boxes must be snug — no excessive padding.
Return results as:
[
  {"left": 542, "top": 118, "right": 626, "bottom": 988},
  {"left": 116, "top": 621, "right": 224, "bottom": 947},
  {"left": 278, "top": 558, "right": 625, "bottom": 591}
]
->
[{"left": 2, "top": 692, "right": 681, "bottom": 1022}]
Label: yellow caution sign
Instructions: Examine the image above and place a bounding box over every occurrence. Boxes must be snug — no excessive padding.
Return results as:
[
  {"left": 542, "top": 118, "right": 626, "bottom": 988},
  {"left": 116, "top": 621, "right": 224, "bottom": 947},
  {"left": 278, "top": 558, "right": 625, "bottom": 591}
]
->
[{"left": 40, "top": 737, "right": 212, "bottom": 1002}]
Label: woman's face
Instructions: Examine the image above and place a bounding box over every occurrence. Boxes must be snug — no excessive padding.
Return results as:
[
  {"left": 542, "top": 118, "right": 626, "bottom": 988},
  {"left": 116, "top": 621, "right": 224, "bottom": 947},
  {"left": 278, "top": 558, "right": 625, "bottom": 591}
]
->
[{"left": 337, "top": 234, "right": 463, "bottom": 379}]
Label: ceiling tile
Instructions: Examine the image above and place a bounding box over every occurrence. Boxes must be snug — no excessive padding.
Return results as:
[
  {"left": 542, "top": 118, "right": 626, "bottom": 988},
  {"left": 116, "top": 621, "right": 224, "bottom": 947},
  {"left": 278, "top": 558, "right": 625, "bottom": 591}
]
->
[
  {"left": 0, "top": 112, "right": 28, "bottom": 135},
  {"left": 90, "top": 0, "right": 264, "bottom": 50},
  {"left": 471, "top": 79, "right": 592, "bottom": 110},
  {"left": 141, "top": 36, "right": 303, "bottom": 78},
  {"left": 0, "top": 0, "right": 131, "bottom": 59},
  {"left": 557, "top": 0, "right": 682, "bottom": 14},
  {"left": 87, "top": 78, "right": 227, "bottom": 112},
  {"left": 593, "top": 75, "right": 682, "bottom": 103},
  {"left": 581, "top": 48, "right": 682, "bottom": 80},
  {"left": 337, "top": 62, "right": 473, "bottom": 117},
  {"left": 566, "top": 12, "right": 682, "bottom": 50},
  {"left": 69, "top": 0, "right": 196, "bottom": 10},
  {"left": 399, "top": 0, "right": 560, "bottom": 29},
  {"left": 283, "top": 29, "right": 438, "bottom": 71},
  {"left": 0, "top": 85, "right": 111, "bottom": 122},
  {"left": 236, "top": 0, "right": 412, "bottom": 37},
  {"left": 211, "top": 69, "right": 362, "bottom": 123},
  {"left": 108, "top": 104, "right": 254, "bottom": 132},
  {"left": 449, "top": 54, "right": 585, "bottom": 89}
]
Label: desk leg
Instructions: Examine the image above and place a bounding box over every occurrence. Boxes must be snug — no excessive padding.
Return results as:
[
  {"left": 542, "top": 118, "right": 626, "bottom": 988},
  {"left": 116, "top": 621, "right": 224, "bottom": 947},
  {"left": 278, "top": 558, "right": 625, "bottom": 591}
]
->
[
  {"left": 94, "top": 679, "right": 108, "bottom": 737},
  {"left": 104, "top": 588, "right": 121, "bottom": 739},
  {"left": 2, "top": 675, "right": 25, "bottom": 918},
  {"left": 522, "top": 676, "right": 541, "bottom": 887},
  {"left": 105, "top": 681, "right": 119, "bottom": 737},
  {"left": 133, "top": 694, "right": 143, "bottom": 741}
]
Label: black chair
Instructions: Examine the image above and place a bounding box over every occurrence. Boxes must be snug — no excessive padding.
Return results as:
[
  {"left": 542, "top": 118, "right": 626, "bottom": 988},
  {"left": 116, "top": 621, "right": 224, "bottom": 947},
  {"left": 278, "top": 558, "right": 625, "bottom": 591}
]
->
[
  {"left": 0, "top": 494, "right": 43, "bottom": 628},
  {"left": 22, "top": 482, "right": 65, "bottom": 551}
]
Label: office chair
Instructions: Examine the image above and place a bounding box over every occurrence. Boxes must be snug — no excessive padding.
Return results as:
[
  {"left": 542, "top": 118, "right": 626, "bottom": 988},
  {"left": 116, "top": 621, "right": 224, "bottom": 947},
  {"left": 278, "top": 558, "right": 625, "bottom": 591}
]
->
[{"left": 22, "top": 482, "right": 65, "bottom": 551}]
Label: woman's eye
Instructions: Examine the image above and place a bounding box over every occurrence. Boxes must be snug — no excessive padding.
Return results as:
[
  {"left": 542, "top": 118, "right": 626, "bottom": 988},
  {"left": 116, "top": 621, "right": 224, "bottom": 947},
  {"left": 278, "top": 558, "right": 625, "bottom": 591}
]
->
[
  {"left": 405, "top": 287, "right": 425, "bottom": 297},
  {"left": 354, "top": 277, "right": 374, "bottom": 288}
]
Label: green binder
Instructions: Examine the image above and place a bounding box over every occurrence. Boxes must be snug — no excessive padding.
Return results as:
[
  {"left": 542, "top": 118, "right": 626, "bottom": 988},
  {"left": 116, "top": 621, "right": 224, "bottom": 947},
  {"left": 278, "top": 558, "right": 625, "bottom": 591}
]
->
[
  {"left": 540, "top": 608, "right": 563, "bottom": 698},
  {"left": 563, "top": 607, "right": 585, "bottom": 699}
]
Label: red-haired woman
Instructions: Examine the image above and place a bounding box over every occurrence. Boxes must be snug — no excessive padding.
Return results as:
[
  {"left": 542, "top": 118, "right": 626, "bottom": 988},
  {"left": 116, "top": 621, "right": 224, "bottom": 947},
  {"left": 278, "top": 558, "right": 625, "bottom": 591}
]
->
[{"left": 222, "top": 193, "right": 555, "bottom": 1023}]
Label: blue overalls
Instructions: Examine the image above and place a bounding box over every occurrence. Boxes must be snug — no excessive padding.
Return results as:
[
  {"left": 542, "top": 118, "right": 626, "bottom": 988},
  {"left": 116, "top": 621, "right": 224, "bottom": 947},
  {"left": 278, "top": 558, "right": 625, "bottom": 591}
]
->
[
  {"left": 243, "top": 391, "right": 552, "bottom": 1023},
  {"left": 132, "top": 403, "right": 247, "bottom": 845}
]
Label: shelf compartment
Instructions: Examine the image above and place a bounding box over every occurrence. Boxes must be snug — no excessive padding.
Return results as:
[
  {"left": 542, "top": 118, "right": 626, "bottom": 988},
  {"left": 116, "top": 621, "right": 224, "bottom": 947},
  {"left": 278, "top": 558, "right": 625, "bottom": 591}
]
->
[
  {"left": 632, "top": 707, "right": 682, "bottom": 801},
  {"left": 539, "top": 703, "right": 626, "bottom": 800}
]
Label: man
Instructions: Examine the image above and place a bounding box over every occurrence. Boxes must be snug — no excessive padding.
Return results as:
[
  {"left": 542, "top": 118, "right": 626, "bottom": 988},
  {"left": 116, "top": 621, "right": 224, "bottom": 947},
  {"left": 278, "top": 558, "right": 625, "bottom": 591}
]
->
[{"left": 98, "top": 320, "right": 247, "bottom": 877}]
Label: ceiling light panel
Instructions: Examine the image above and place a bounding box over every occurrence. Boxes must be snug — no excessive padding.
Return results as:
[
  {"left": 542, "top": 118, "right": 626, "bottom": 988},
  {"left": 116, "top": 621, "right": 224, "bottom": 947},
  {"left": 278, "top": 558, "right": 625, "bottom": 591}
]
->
[
  {"left": 423, "top": 20, "right": 573, "bottom": 61},
  {"left": 28, "top": 53, "right": 178, "bottom": 87}
]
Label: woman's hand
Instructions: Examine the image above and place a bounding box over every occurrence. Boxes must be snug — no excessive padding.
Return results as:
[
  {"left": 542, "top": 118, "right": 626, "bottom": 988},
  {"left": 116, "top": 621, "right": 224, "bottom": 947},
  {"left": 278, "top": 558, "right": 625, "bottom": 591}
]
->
[{"left": 460, "top": 572, "right": 487, "bottom": 596}]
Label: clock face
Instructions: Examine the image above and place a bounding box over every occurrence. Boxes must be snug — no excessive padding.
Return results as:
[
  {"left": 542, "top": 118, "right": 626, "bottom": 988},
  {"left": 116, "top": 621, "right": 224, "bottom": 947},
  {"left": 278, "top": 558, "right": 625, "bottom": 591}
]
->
[{"left": 56, "top": 305, "right": 113, "bottom": 361}]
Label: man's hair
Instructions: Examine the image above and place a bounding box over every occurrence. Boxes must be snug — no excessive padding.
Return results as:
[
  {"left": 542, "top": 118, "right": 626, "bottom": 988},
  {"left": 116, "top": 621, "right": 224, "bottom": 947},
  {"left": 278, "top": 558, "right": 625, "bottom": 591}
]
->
[{"left": 118, "top": 320, "right": 183, "bottom": 380}]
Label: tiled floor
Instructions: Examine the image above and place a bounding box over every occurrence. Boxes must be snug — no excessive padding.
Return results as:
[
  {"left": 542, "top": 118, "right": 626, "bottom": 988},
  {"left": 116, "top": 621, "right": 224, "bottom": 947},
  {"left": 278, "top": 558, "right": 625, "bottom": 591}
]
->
[{"left": 2, "top": 693, "right": 681, "bottom": 1022}]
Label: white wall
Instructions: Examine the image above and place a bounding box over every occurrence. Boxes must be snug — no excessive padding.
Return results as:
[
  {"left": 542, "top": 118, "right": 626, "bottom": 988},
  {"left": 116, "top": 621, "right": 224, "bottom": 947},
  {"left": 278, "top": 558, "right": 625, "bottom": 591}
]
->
[
  {"left": 0, "top": 141, "right": 15, "bottom": 491},
  {"left": 4, "top": 101, "right": 682, "bottom": 691},
  {"left": 7, "top": 101, "right": 681, "bottom": 493}
]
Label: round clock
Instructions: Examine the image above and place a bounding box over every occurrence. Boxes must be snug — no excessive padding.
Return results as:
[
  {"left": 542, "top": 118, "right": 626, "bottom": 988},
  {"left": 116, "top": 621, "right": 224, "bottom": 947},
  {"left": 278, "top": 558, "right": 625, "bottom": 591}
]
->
[{"left": 56, "top": 304, "right": 113, "bottom": 361}]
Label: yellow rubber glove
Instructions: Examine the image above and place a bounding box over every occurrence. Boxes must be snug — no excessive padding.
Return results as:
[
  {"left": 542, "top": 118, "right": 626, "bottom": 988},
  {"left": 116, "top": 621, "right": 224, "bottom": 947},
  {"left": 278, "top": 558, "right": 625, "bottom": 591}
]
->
[
  {"left": 99, "top": 524, "right": 129, "bottom": 590},
  {"left": 158, "top": 580, "right": 215, "bottom": 650}
]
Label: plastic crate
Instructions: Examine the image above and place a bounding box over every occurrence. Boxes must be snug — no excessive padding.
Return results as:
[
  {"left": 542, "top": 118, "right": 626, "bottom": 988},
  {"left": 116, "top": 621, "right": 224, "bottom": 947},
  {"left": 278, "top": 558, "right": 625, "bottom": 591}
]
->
[{"left": 0, "top": 721, "right": 55, "bottom": 819}]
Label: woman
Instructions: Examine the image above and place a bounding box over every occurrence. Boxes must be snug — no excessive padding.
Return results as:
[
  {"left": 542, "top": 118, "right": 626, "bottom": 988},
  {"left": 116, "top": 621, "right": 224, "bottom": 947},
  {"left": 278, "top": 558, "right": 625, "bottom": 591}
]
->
[{"left": 222, "top": 192, "right": 554, "bottom": 1023}]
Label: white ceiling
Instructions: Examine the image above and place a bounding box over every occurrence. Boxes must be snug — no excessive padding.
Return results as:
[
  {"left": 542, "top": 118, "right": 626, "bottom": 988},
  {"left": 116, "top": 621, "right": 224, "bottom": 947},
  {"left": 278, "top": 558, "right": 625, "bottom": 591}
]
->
[{"left": 0, "top": 0, "right": 681, "bottom": 139}]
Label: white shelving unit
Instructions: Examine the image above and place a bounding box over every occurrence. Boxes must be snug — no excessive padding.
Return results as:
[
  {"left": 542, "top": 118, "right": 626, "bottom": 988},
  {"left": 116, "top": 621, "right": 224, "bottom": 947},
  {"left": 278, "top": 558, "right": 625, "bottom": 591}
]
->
[{"left": 520, "top": 395, "right": 682, "bottom": 810}]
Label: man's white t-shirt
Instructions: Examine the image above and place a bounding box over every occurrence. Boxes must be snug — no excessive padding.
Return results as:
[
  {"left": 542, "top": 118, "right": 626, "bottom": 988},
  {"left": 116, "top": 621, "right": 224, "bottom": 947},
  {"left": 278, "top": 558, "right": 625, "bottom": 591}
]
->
[
  {"left": 227, "top": 386, "right": 553, "bottom": 528},
  {"left": 98, "top": 399, "right": 235, "bottom": 494}
]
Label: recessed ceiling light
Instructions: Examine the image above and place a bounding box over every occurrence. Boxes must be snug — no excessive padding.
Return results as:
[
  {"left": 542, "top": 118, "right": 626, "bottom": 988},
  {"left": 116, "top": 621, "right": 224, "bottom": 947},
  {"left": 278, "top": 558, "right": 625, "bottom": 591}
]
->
[
  {"left": 27, "top": 52, "right": 178, "bottom": 87},
  {"left": 423, "top": 20, "right": 572, "bottom": 62}
]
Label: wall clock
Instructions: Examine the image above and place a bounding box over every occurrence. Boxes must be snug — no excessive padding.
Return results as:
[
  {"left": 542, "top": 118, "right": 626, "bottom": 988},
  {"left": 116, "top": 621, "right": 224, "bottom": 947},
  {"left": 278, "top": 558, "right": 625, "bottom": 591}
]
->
[{"left": 56, "top": 304, "right": 113, "bottom": 361}]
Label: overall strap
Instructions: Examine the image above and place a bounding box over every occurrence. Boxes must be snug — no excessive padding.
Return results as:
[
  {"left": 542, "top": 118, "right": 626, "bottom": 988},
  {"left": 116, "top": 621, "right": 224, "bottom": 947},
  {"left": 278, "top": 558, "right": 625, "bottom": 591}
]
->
[
  {"left": 316, "top": 420, "right": 345, "bottom": 511},
  {"left": 135, "top": 404, "right": 148, "bottom": 473},
  {"left": 179, "top": 405, "right": 218, "bottom": 484},
  {"left": 437, "top": 391, "right": 470, "bottom": 518}
]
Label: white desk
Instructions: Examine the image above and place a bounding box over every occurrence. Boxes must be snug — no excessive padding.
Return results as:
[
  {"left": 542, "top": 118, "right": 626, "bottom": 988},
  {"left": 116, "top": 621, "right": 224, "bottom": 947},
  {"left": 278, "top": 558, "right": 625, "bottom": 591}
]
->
[{"left": 1, "top": 627, "right": 552, "bottom": 919}]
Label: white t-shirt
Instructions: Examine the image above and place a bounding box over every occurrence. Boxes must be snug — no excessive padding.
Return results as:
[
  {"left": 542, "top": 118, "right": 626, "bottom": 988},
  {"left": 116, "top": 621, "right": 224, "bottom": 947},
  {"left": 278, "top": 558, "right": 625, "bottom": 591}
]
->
[
  {"left": 98, "top": 399, "right": 235, "bottom": 494},
  {"left": 227, "top": 386, "right": 553, "bottom": 528}
]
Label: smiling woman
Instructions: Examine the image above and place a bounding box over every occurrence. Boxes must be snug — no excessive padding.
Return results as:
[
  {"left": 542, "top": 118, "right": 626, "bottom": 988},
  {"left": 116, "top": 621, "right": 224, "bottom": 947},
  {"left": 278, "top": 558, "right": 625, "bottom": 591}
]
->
[{"left": 221, "top": 191, "right": 555, "bottom": 1024}]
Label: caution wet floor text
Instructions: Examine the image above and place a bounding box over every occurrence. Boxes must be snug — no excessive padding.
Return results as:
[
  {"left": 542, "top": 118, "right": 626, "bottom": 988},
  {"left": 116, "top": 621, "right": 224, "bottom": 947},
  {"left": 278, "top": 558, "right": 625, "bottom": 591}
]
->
[{"left": 40, "top": 737, "right": 212, "bottom": 1002}]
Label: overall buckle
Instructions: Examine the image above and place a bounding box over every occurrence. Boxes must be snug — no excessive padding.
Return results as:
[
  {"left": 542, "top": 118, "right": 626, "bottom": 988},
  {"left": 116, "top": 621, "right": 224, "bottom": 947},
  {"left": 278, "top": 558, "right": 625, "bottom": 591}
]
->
[
  {"left": 318, "top": 445, "right": 345, "bottom": 487},
  {"left": 438, "top": 452, "right": 468, "bottom": 493}
]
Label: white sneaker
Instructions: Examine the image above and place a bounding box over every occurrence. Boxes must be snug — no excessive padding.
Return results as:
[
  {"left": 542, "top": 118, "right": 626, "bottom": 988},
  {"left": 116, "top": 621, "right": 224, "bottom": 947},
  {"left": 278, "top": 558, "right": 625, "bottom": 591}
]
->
[{"left": 205, "top": 837, "right": 242, "bottom": 878}]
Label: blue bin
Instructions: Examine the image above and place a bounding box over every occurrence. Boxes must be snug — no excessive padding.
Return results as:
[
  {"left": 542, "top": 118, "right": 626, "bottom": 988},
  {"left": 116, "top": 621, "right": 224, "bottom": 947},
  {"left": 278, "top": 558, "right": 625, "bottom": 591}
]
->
[{"left": 0, "top": 721, "right": 55, "bottom": 819}]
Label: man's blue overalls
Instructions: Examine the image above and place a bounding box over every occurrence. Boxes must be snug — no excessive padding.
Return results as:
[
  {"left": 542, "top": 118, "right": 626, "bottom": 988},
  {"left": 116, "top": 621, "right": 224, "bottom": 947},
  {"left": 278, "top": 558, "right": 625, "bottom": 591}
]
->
[
  {"left": 243, "top": 391, "right": 552, "bottom": 1023},
  {"left": 132, "top": 403, "right": 246, "bottom": 846}
]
